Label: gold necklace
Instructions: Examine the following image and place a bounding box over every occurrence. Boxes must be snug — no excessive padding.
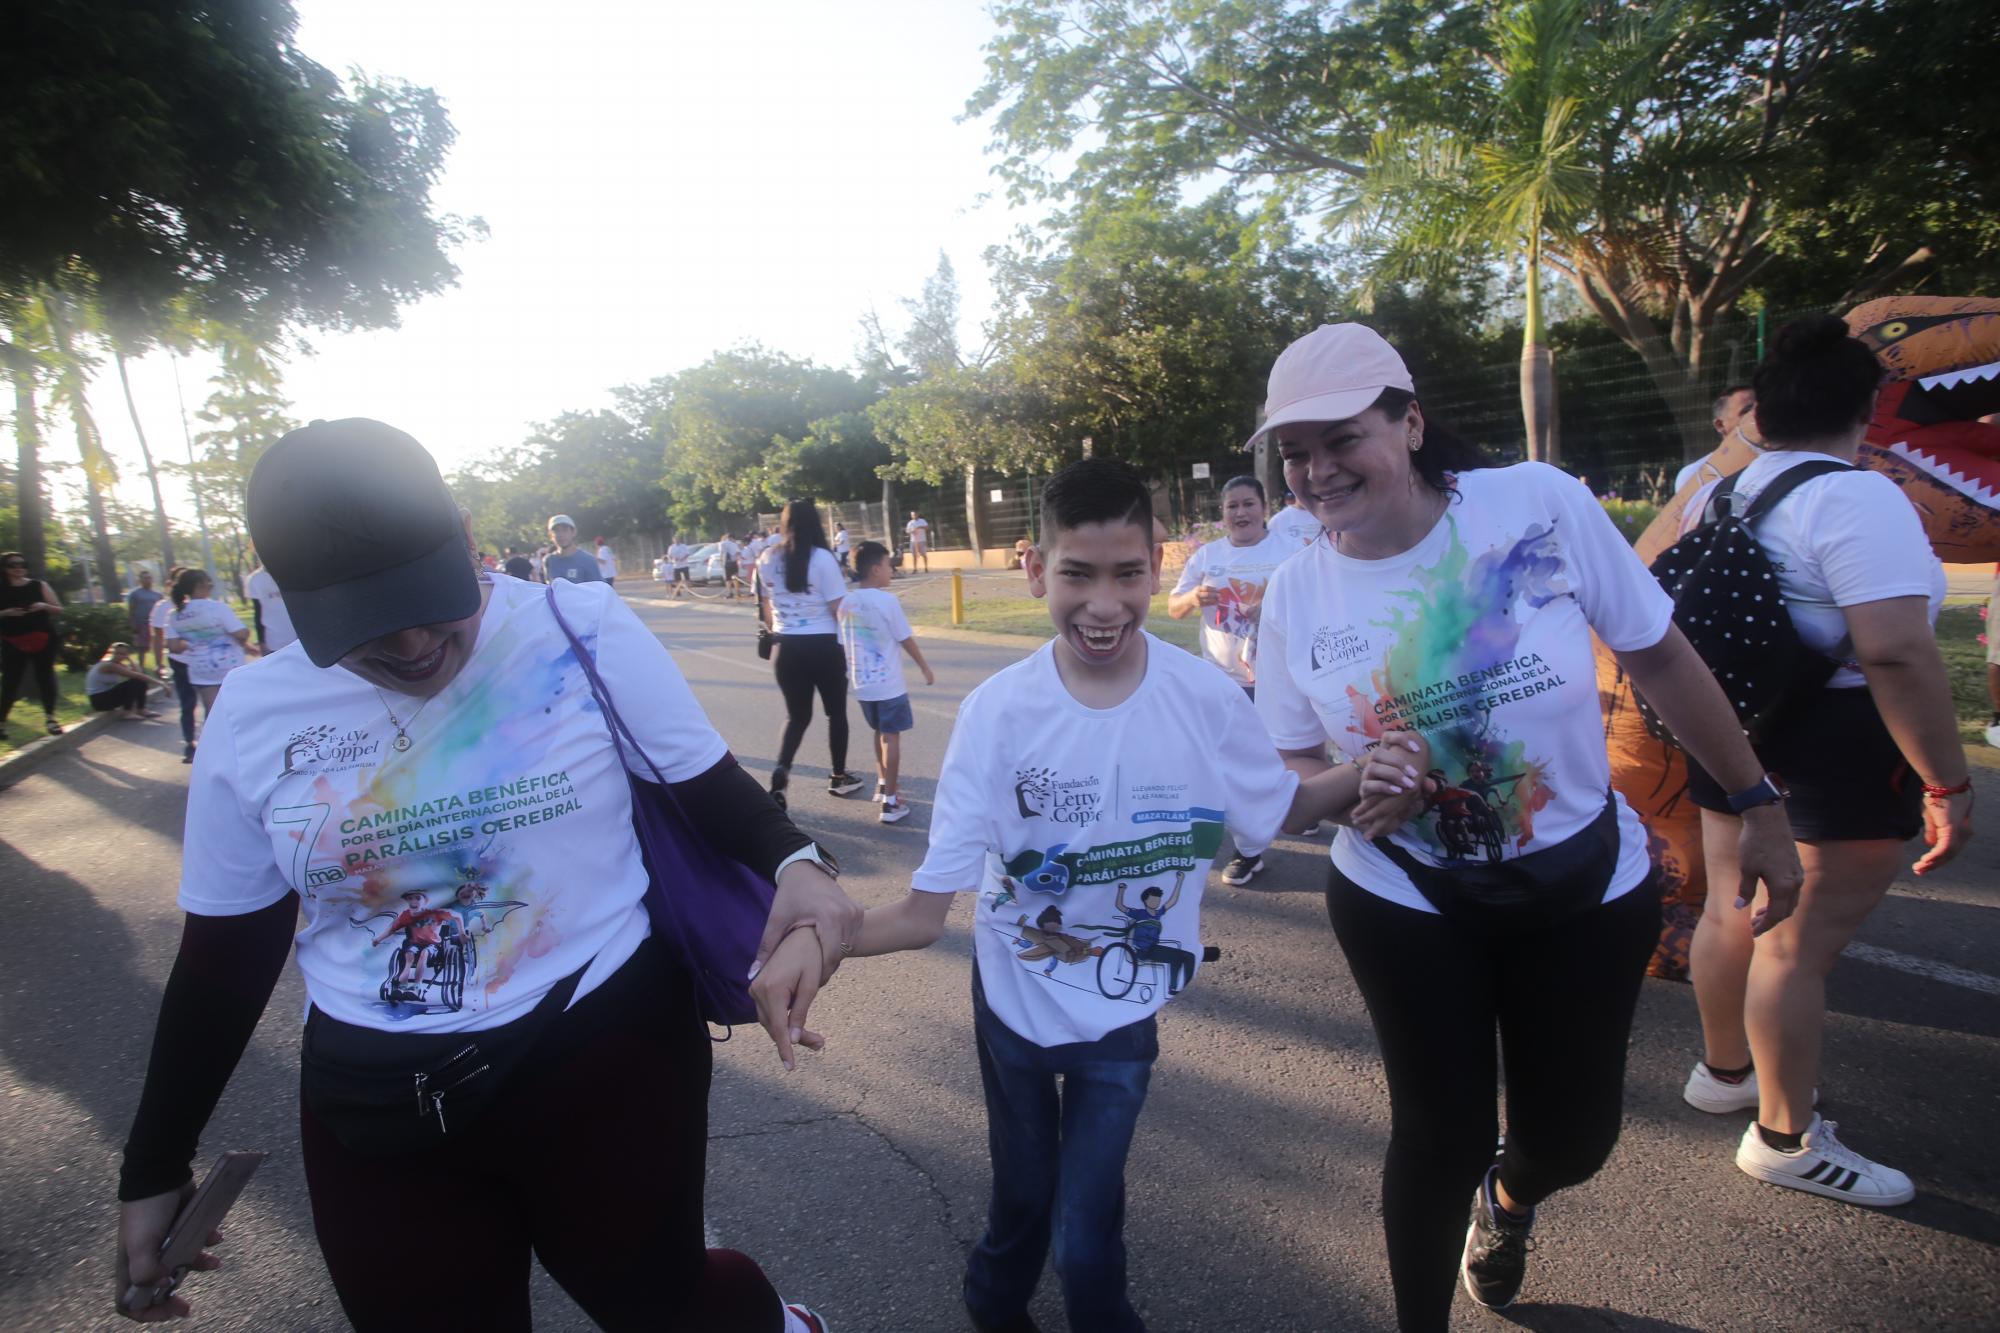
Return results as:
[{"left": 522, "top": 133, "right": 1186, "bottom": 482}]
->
[{"left": 373, "top": 687, "right": 438, "bottom": 752}]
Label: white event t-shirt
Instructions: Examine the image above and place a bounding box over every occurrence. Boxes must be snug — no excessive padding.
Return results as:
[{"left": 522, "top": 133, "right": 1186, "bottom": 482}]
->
[
  {"left": 244, "top": 567, "right": 298, "bottom": 651},
  {"left": 1266, "top": 505, "right": 1326, "bottom": 549},
  {"left": 1682, "top": 450, "right": 1944, "bottom": 689},
  {"left": 150, "top": 596, "right": 187, "bottom": 665},
  {"left": 1257, "top": 464, "right": 1673, "bottom": 914},
  {"left": 176, "top": 575, "right": 729, "bottom": 1033},
  {"left": 839, "top": 587, "right": 913, "bottom": 701},
  {"left": 905, "top": 517, "right": 930, "bottom": 548},
  {"left": 758, "top": 546, "right": 845, "bottom": 635},
  {"left": 913, "top": 635, "right": 1299, "bottom": 1046},
  {"left": 594, "top": 544, "right": 618, "bottom": 579},
  {"left": 1170, "top": 529, "right": 1297, "bottom": 686},
  {"left": 169, "top": 598, "right": 249, "bottom": 686}
]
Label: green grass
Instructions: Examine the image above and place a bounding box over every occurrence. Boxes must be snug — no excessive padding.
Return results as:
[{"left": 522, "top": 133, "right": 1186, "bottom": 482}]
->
[
  {"left": 0, "top": 667, "right": 99, "bottom": 755},
  {"left": 1936, "top": 603, "right": 1995, "bottom": 747},
  {"left": 906, "top": 588, "right": 1200, "bottom": 653}
]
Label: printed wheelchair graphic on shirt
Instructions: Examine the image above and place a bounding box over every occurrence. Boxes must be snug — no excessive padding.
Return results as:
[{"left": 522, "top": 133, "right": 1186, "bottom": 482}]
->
[
  {"left": 1421, "top": 760, "right": 1525, "bottom": 864},
  {"left": 351, "top": 880, "right": 528, "bottom": 1013},
  {"left": 987, "top": 872, "right": 1213, "bottom": 1006}
]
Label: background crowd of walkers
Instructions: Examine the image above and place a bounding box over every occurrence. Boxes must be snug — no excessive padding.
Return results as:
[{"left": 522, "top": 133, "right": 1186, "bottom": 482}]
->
[{"left": 105, "top": 312, "right": 1974, "bottom": 1333}]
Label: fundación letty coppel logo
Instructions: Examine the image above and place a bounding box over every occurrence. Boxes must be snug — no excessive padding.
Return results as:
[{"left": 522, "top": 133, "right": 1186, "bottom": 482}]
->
[
  {"left": 282, "top": 723, "right": 383, "bottom": 777},
  {"left": 1014, "top": 766, "right": 1054, "bottom": 819}
]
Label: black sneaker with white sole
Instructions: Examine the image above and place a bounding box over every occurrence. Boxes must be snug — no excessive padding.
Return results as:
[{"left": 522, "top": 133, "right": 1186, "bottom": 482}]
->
[
  {"left": 1460, "top": 1165, "right": 1534, "bottom": 1310},
  {"left": 828, "top": 771, "right": 864, "bottom": 797},
  {"left": 769, "top": 766, "right": 789, "bottom": 811},
  {"left": 1220, "top": 854, "right": 1264, "bottom": 885}
]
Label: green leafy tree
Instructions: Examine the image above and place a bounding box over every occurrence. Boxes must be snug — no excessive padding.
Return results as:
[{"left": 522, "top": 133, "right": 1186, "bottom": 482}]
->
[
  {"left": 972, "top": 0, "right": 2000, "bottom": 458},
  {"left": 0, "top": 0, "right": 481, "bottom": 572}
]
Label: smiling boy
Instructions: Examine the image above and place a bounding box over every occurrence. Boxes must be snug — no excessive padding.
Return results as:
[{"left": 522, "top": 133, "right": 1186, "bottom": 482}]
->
[{"left": 755, "top": 458, "right": 1428, "bottom": 1332}]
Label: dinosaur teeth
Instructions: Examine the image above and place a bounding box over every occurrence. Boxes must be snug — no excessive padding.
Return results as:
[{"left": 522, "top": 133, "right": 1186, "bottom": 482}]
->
[
  {"left": 1885, "top": 439, "right": 2000, "bottom": 506},
  {"left": 1918, "top": 358, "right": 2000, "bottom": 392}
]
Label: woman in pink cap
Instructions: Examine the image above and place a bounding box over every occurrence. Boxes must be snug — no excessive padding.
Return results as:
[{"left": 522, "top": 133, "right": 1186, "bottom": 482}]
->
[{"left": 1249, "top": 324, "right": 1804, "bottom": 1329}]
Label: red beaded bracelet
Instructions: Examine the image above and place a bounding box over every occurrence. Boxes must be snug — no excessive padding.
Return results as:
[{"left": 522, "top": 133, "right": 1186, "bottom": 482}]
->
[{"left": 1921, "top": 779, "right": 1973, "bottom": 798}]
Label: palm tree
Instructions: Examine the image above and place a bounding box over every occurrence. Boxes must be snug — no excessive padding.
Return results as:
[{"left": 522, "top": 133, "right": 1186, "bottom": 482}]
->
[{"left": 1331, "top": 0, "right": 1685, "bottom": 464}]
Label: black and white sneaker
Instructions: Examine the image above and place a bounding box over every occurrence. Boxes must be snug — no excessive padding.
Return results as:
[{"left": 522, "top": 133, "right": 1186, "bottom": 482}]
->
[
  {"left": 769, "top": 766, "right": 789, "bottom": 811},
  {"left": 828, "top": 771, "right": 864, "bottom": 797},
  {"left": 1220, "top": 854, "right": 1264, "bottom": 885},
  {"left": 1460, "top": 1165, "right": 1534, "bottom": 1310},
  {"left": 1735, "top": 1114, "right": 1914, "bottom": 1206}
]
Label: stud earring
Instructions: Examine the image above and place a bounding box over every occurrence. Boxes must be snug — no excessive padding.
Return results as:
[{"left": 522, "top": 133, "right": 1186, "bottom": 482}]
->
[{"left": 1408, "top": 433, "right": 1422, "bottom": 452}]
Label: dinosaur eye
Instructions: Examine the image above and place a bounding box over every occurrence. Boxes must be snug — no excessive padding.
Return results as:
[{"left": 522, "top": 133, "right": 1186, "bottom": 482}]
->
[{"left": 1877, "top": 320, "right": 1911, "bottom": 340}]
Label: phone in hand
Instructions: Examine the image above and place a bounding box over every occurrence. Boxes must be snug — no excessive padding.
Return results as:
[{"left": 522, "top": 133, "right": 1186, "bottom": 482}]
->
[{"left": 122, "top": 1150, "right": 266, "bottom": 1312}]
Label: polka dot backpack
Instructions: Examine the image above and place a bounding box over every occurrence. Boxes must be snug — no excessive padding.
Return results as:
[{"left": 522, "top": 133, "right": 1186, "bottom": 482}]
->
[{"left": 1634, "top": 459, "right": 1853, "bottom": 748}]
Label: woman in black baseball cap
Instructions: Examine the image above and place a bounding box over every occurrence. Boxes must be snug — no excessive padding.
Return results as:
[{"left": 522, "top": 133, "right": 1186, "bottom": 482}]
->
[{"left": 114, "top": 419, "right": 853, "bottom": 1332}]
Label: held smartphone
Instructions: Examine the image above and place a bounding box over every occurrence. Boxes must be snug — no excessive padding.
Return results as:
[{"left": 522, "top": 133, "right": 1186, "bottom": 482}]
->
[{"left": 121, "top": 1150, "right": 266, "bottom": 1312}]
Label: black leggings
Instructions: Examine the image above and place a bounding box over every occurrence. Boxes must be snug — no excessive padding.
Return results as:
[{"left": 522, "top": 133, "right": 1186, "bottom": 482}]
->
[
  {"left": 772, "top": 632, "right": 848, "bottom": 773},
  {"left": 89, "top": 678, "right": 149, "bottom": 711},
  {"left": 1326, "top": 869, "right": 1662, "bottom": 1333},
  {"left": 299, "top": 942, "right": 783, "bottom": 1332},
  {"left": 1, "top": 640, "right": 59, "bottom": 718}
]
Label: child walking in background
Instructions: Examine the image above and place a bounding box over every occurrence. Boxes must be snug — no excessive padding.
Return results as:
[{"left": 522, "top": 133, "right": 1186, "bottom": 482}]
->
[
  {"left": 839, "top": 541, "right": 934, "bottom": 824},
  {"left": 755, "top": 460, "right": 1428, "bottom": 1332}
]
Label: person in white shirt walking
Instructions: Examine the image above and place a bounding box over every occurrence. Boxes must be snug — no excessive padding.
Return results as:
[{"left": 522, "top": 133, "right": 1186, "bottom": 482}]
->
[
  {"left": 666, "top": 537, "right": 692, "bottom": 598},
  {"left": 719, "top": 533, "right": 745, "bottom": 600},
  {"left": 244, "top": 563, "right": 298, "bottom": 652},
  {"left": 1168, "top": 474, "right": 1299, "bottom": 884},
  {"left": 593, "top": 536, "right": 619, "bottom": 586},
  {"left": 904, "top": 511, "right": 930, "bottom": 572},
  {"left": 838, "top": 542, "right": 934, "bottom": 822},
  {"left": 832, "top": 523, "right": 852, "bottom": 577},
  {"left": 757, "top": 500, "right": 864, "bottom": 806}
]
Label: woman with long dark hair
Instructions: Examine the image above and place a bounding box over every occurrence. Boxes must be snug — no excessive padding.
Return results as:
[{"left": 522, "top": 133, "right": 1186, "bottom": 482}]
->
[
  {"left": 1682, "top": 315, "right": 1972, "bottom": 1206},
  {"left": 1251, "top": 324, "right": 1804, "bottom": 1330},
  {"left": 756, "top": 498, "right": 863, "bottom": 808},
  {"left": 114, "top": 420, "right": 852, "bottom": 1332},
  {"left": 0, "top": 551, "right": 64, "bottom": 736}
]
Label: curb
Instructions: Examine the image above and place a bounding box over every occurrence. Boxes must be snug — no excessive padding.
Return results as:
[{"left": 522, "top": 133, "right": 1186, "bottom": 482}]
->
[
  {"left": 0, "top": 709, "right": 121, "bottom": 791},
  {"left": 627, "top": 586, "right": 1048, "bottom": 651}
]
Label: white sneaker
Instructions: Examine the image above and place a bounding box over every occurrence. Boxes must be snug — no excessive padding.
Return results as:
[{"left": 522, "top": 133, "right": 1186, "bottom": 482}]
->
[
  {"left": 879, "top": 797, "right": 911, "bottom": 824},
  {"left": 1735, "top": 1115, "right": 1914, "bottom": 1207},
  {"left": 1682, "top": 1062, "right": 1818, "bottom": 1115},
  {"left": 1684, "top": 1062, "right": 1759, "bottom": 1113}
]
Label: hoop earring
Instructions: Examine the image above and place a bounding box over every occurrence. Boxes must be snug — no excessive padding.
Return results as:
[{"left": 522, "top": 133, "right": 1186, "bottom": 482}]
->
[{"left": 1408, "top": 433, "right": 1422, "bottom": 452}]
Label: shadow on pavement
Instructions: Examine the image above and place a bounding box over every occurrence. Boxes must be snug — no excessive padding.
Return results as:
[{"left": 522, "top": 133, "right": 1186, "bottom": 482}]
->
[{"left": 1499, "top": 1304, "right": 1707, "bottom": 1331}]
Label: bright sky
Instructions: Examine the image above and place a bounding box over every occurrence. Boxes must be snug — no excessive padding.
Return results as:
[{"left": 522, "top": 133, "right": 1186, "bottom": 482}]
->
[{"left": 83, "top": 0, "right": 1029, "bottom": 525}]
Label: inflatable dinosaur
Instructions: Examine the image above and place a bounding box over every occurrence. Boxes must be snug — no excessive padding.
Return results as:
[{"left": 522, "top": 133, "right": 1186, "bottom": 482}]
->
[{"left": 1603, "top": 295, "right": 2000, "bottom": 979}]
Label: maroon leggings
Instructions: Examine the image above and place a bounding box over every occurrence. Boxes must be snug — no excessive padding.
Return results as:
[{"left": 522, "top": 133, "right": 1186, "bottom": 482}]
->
[{"left": 299, "top": 943, "right": 782, "bottom": 1332}]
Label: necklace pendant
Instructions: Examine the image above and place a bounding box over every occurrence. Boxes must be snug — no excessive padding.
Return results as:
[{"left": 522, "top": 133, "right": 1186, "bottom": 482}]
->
[{"left": 393, "top": 733, "right": 412, "bottom": 752}]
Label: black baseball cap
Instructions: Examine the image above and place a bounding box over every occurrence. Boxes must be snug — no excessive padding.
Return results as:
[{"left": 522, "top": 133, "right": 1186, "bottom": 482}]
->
[{"left": 247, "top": 419, "right": 481, "bottom": 668}]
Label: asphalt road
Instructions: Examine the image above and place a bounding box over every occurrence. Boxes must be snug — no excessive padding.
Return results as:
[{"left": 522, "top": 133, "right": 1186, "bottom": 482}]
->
[{"left": 3, "top": 587, "right": 1997, "bottom": 1332}]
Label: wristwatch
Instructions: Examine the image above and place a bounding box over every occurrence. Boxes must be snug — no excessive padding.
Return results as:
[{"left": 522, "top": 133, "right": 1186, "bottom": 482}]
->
[
  {"left": 1724, "top": 774, "right": 1791, "bottom": 814},
  {"left": 774, "top": 842, "right": 842, "bottom": 881}
]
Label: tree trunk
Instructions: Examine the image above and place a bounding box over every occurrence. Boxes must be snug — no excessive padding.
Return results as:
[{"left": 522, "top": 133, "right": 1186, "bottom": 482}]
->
[
  {"left": 6, "top": 344, "right": 47, "bottom": 572},
  {"left": 963, "top": 465, "right": 985, "bottom": 566},
  {"left": 116, "top": 349, "right": 175, "bottom": 570},
  {"left": 881, "top": 474, "right": 896, "bottom": 549},
  {"left": 76, "top": 417, "right": 125, "bottom": 601},
  {"left": 1518, "top": 243, "right": 1559, "bottom": 465}
]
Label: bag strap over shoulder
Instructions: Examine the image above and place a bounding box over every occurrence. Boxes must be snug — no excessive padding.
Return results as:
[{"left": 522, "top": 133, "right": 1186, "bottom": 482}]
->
[
  {"left": 1702, "top": 458, "right": 1853, "bottom": 526},
  {"left": 542, "top": 583, "right": 676, "bottom": 792}
]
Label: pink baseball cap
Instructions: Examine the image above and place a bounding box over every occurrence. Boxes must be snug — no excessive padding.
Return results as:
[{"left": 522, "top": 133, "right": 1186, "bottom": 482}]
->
[{"left": 1244, "top": 323, "right": 1414, "bottom": 448}]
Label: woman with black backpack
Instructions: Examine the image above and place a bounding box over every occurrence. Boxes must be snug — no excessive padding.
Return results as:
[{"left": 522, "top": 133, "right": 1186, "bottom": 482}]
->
[
  {"left": 1250, "top": 324, "right": 1805, "bottom": 1331},
  {"left": 1679, "top": 315, "right": 1973, "bottom": 1207}
]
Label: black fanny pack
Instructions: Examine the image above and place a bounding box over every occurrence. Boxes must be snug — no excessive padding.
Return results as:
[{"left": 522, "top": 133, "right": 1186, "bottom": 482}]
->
[
  {"left": 1371, "top": 791, "right": 1622, "bottom": 929},
  {"left": 300, "top": 962, "right": 587, "bottom": 1156}
]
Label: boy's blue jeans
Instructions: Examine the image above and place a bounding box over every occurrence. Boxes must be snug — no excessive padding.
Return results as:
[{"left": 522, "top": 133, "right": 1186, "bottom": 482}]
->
[{"left": 964, "top": 967, "right": 1156, "bottom": 1333}]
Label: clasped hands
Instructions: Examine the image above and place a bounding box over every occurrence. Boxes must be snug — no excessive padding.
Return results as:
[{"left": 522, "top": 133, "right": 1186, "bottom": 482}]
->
[{"left": 747, "top": 861, "right": 863, "bottom": 1071}]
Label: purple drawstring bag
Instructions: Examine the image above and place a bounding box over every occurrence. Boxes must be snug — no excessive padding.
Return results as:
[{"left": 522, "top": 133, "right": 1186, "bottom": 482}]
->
[{"left": 545, "top": 584, "right": 772, "bottom": 1031}]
